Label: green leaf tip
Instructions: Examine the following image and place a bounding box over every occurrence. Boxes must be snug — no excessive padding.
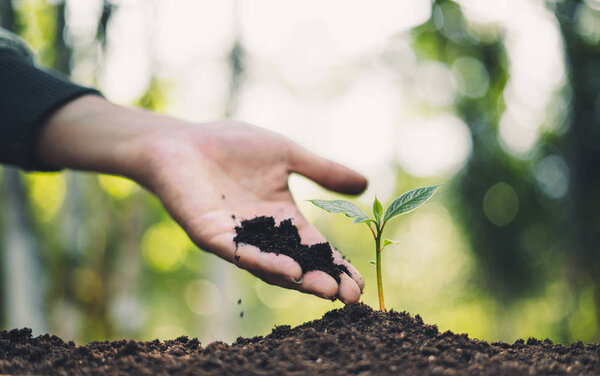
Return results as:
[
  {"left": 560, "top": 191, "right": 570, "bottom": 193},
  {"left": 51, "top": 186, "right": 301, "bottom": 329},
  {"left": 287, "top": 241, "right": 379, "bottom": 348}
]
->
[
  {"left": 383, "top": 185, "right": 440, "bottom": 222},
  {"left": 373, "top": 196, "right": 383, "bottom": 224},
  {"left": 382, "top": 239, "right": 399, "bottom": 248},
  {"left": 309, "top": 199, "right": 370, "bottom": 223}
]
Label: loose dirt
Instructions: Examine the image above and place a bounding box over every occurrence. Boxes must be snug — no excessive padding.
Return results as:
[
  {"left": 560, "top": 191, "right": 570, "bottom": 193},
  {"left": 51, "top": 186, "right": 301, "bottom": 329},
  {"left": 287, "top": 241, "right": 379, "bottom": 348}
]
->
[
  {"left": 233, "top": 216, "right": 349, "bottom": 283},
  {"left": 1, "top": 303, "right": 599, "bottom": 375}
]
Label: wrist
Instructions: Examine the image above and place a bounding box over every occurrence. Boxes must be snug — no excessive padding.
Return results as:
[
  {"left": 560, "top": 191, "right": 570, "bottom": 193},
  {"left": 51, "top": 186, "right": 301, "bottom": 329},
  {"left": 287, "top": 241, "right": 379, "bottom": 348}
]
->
[
  {"left": 36, "top": 95, "right": 188, "bottom": 178},
  {"left": 125, "top": 120, "right": 211, "bottom": 190}
]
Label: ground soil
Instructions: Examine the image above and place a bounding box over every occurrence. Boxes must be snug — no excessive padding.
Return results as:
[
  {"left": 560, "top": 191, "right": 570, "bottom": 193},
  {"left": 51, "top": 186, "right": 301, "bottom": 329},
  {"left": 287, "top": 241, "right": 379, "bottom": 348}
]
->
[
  {"left": 1, "top": 303, "right": 599, "bottom": 375},
  {"left": 234, "top": 216, "right": 349, "bottom": 282}
]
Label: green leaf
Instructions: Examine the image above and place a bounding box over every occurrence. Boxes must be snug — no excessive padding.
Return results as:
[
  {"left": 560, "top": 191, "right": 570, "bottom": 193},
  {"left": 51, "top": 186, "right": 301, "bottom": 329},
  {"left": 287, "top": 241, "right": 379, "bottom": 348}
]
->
[
  {"left": 373, "top": 196, "right": 383, "bottom": 225},
  {"left": 383, "top": 185, "right": 439, "bottom": 222},
  {"left": 369, "top": 260, "right": 376, "bottom": 265},
  {"left": 353, "top": 217, "right": 375, "bottom": 225},
  {"left": 309, "top": 199, "right": 370, "bottom": 222},
  {"left": 383, "top": 239, "right": 398, "bottom": 248}
]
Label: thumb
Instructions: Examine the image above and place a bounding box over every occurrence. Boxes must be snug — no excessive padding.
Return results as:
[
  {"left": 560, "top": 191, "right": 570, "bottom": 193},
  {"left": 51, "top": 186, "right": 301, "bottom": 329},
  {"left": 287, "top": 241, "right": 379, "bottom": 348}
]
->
[{"left": 289, "top": 145, "right": 368, "bottom": 195}]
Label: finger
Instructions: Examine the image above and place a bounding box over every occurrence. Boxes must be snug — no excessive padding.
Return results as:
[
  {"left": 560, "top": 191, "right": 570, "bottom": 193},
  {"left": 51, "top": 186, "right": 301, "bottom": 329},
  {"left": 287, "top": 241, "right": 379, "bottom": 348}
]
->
[
  {"left": 337, "top": 272, "right": 361, "bottom": 304},
  {"left": 289, "top": 145, "right": 368, "bottom": 195},
  {"left": 252, "top": 269, "right": 339, "bottom": 300},
  {"left": 296, "top": 223, "right": 365, "bottom": 290},
  {"left": 332, "top": 250, "right": 365, "bottom": 291},
  {"left": 298, "top": 270, "right": 339, "bottom": 299},
  {"left": 200, "top": 232, "right": 303, "bottom": 281}
]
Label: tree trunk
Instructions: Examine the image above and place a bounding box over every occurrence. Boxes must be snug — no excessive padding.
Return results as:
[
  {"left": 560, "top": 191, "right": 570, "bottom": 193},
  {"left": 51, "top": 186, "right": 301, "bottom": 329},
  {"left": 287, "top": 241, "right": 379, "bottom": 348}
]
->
[
  {"left": 0, "top": 0, "right": 47, "bottom": 335},
  {"left": 555, "top": 0, "right": 600, "bottom": 340},
  {"left": 1, "top": 168, "right": 47, "bottom": 334}
]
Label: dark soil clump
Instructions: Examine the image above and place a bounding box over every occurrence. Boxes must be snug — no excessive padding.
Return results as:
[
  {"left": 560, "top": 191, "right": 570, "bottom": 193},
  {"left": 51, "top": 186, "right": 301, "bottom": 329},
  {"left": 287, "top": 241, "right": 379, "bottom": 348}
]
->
[
  {"left": 2, "top": 303, "right": 600, "bottom": 375},
  {"left": 233, "top": 216, "right": 349, "bottom": 282}
]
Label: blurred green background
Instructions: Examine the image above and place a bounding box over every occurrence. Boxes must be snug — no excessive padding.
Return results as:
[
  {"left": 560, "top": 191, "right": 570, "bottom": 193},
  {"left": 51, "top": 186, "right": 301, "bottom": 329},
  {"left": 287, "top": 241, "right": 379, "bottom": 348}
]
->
[{"left": 2, "top": 0, "right": 600, "bottom": 345}]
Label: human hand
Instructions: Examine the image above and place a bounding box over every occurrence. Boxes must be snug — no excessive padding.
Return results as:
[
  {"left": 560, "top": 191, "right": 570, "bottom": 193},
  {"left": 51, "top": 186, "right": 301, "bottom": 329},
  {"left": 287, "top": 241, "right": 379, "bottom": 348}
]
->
[
  {"left": 131, "top": 120, "right": 367, "bottom": 303},
  {"left": 38, "top": 96, "right": 368, "bottom": 304}
]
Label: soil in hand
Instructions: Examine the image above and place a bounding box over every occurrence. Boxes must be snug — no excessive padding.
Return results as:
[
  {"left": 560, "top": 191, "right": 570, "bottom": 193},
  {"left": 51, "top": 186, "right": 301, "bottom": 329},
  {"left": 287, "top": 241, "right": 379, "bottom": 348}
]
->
[
  {"left": 233, "top": 216, "right": 349, "bottom": 282},
  {"left": 2, "top": 303, "right": 600, "bottom": 375}
]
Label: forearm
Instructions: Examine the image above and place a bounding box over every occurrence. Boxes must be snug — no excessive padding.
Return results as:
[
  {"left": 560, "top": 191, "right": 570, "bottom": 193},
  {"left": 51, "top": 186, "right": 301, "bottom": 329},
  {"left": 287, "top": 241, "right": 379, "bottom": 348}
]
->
[{"left": 35, "top": 95, "right": 186, "bottom": 178}]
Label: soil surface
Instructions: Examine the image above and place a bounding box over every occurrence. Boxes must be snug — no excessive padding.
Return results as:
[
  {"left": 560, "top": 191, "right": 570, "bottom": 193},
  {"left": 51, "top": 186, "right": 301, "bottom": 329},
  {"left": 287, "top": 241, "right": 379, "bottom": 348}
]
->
[
  {"left": 234, "top": 216, "right": 349, "bottom": 282},
  {"left": 2, "top": 303, "right": 599, "bottom": 375}
]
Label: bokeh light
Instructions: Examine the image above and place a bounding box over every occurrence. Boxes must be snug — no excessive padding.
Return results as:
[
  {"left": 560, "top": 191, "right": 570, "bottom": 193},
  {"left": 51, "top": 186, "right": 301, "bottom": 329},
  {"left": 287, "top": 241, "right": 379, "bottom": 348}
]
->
[
  {"left": 24, "top": 172, "right": 66, "bottom": 222},
  {"left": 395, "top": 115, "right": 472, "bottom": 177},
  {"left": 185, "top": 279, "right": 222, "bottom": 316},
  {"left": 254, "top": 280, "right": 299, "bottom": 309},
  {"left": 415, "top": 61, "right": 456, "bottom": 107},
  {"left": 141, "top": 220, "right": 193, "bottom": 272},
  {"left": 97, "top": 174, "right": 138, "bottom": 199},
  {"left": 533, "top": 154, "right": 570, "bottom": 199},
  {"left": 482, "top": 182, "right": 519, "bottom": 227}
]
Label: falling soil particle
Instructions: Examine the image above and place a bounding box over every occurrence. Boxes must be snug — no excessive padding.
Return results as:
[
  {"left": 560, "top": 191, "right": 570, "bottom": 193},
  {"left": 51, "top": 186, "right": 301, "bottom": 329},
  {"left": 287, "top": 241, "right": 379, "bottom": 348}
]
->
[
  {"left": 2, "top": 303, "right": 600, "bottom": 375},
  {"left": 233, "top": 216, "right": 349, "bottom": 283}
]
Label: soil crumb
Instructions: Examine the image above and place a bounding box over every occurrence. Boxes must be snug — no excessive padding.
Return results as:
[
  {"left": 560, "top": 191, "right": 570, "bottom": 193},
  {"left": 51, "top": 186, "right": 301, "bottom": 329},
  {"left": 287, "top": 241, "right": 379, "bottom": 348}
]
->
[
  {"left": 233, "top": 216, "right": 349, "bottom": 282},
  {"left": 2, "top": 303, "right": 599, "bottom": 375}
]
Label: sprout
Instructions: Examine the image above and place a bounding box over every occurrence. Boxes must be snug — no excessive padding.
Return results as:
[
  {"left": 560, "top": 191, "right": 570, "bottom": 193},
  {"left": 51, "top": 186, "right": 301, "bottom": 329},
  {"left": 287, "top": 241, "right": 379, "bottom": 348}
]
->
[{"left": 310, "top": 185, "right": 439, "bottom": 311}]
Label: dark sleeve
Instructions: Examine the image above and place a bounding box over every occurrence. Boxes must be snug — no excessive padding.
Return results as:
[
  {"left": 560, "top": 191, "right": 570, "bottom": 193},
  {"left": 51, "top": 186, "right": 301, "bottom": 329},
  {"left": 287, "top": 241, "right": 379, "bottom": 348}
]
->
[{"left": 0, "top": 50, "right": 102, "bottom": 171}]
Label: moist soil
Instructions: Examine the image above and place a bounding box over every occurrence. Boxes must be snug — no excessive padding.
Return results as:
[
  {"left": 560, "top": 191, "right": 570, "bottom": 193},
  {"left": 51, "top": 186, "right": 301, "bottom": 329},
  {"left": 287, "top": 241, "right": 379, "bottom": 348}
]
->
[
  {"left": 1, "top": 303, "right": 599, "bottom": 376},
  {"left": 234, "top": 216, "right": 349, "bottom": 282}
]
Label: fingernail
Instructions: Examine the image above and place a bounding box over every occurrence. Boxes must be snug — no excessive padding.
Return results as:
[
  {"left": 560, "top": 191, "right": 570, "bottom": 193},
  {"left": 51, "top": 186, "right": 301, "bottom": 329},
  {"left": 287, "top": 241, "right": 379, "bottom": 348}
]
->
[{"left": 288, "top": 276, "right": 303, "bottom": 284}]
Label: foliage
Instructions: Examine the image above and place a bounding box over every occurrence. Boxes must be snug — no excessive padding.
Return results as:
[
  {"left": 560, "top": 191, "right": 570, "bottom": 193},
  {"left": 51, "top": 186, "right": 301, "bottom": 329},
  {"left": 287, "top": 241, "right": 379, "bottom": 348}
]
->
[{"left": 311, "top": 186, "right": 439, "bottom": 311}]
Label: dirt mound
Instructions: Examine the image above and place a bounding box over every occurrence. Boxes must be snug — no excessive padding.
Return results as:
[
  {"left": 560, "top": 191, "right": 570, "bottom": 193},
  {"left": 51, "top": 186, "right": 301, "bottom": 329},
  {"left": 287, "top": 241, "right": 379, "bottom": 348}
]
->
[{"left": 1, "top": 303, "right": 599, "bottom": 375}]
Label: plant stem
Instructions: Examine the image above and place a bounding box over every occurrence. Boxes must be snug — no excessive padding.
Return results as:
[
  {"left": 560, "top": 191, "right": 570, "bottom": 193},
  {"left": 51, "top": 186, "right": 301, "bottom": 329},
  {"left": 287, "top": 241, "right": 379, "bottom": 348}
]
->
[{"left": 375, "top": 233, "right": 385, "bottom": 312}]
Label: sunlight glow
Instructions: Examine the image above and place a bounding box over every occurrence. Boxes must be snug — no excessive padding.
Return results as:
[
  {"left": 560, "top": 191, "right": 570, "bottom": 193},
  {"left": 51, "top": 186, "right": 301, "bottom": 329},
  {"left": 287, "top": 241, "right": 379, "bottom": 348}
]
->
[
  {"left": 97, "top": 174, "right": 138, "bottom": 199},
  {"left": 461, "top": 0, "right": 565, "bottom": 158},
  {"left": 65, "top": 0, "right": 103, "bottom": 47},
  {"left": 498, "top": 112, "right": 538, "bottom": 157},
  {"left": 154, "top": 0, "right": 235, "bottom": 66},
  {"left": 185, "top": 279, "right": 222, "bottom": 316},
  {"left": 396, "top": 115, "right": 472, "bottom": 177},
  {"left": 415, "top": 61, "right": 456, "bottom": 107},
  {"left": 255, "top": 280, "right": 299, "bottom": 309},
  {"left": 100, "top": 1, "right": 151, "bottom": 103},
  {"left": 24, "top": 172, "right": 66, "bottom": 222},
  {"left": 141, "top": 221, "right": 192, "bottom": 272},
  {"left": 240, "top": 0, "right": 430, "bottom": 62}
]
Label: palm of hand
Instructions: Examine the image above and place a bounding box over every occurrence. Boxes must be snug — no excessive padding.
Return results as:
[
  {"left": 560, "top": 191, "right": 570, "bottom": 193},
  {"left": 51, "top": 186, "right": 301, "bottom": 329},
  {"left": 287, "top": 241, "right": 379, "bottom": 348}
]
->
[{"left": 141, "top": 121, "right": 365, "bottom": 304}]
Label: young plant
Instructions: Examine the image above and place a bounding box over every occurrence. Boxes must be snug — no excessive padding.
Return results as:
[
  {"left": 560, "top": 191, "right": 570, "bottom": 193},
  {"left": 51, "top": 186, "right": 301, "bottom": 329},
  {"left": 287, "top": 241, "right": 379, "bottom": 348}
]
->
[{"left": 310, "top": 186, "right": 439, "bottom": 312}]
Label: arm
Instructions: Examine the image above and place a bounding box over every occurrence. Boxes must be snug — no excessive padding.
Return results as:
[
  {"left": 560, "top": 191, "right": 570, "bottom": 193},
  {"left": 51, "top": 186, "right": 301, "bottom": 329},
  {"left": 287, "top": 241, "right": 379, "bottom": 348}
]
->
[{"left": 37, "top": 95, "right": 368, "bottom": 304}]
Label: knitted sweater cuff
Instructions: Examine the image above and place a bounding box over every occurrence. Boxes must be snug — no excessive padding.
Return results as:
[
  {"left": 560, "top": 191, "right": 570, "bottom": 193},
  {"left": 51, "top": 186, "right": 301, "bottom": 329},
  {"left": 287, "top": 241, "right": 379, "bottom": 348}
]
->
[{"left": 0, "top": 50, "right": 102, "bottom": 171}]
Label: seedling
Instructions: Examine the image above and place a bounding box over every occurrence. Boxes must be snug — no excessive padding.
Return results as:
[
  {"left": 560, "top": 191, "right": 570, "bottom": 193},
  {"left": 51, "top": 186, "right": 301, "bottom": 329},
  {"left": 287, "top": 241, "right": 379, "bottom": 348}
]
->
[{"left": 310, "top": 185, "right": 439, "bottom": 311}]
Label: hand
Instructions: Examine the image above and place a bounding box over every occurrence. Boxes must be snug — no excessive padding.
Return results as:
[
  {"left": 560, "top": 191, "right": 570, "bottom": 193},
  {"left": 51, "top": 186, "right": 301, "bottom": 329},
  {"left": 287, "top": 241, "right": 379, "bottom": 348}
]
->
[{"left": 38, "top": 95, "right": 368, "bottom": 304}]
